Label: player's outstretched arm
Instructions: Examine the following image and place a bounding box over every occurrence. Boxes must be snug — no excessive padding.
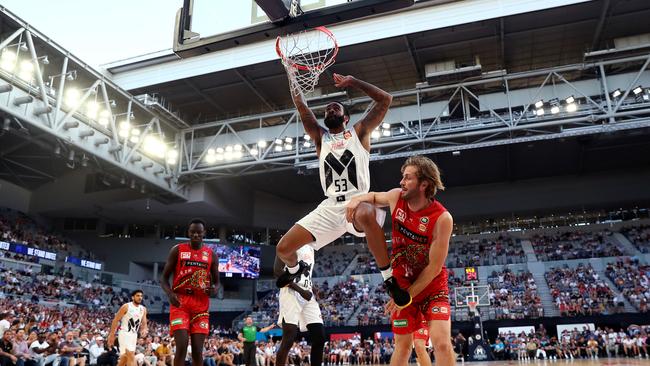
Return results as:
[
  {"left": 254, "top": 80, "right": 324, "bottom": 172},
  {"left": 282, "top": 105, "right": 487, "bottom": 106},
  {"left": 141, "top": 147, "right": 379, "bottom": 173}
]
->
[
  {"left": 260, "top": 324, "right": 277, "bottom": 332},
  {"left": 160, "top": 245, "right": 180, "bottom": 307},
  {"left": 107, "top": 304, "right": 128, "bottom": 348},
  {"left": 407, "top": 212, "right": 453, "bottom": 299},
  {"left": 289, "top": 80, "right": 323, "bottom": 151},
  {"left": 332, "top": 74, "right": 392, "bottom": 143},
  {"left": 346, "top": 188, "right": 401, "bottom": 223}
]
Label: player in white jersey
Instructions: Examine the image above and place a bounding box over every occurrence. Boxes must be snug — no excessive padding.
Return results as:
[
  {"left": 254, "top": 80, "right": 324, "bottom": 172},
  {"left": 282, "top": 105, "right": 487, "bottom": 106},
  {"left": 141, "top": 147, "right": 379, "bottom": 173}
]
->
[
  {"left": 276, "top": 72, "right": 411, "bottom": 308},
  {"left": 274, "top": 247, "right": 324, "bottom": 366},
  {"left": 108, "top": 290, "right": 148, "bottom": 366}
]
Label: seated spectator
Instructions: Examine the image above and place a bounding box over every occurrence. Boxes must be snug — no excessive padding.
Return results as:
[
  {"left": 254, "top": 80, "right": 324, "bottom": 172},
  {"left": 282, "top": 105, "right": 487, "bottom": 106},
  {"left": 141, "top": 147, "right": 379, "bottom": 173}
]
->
[{"left": 532, "top": 230, "right": 625, "bottom": 261}]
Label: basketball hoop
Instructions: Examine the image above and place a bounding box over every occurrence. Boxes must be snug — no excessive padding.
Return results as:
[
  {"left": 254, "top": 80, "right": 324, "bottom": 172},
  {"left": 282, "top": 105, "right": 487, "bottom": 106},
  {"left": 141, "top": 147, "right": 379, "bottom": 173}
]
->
[
  {"left": 468, "top": 301, "right": 478, "bottom": 314},
  {"left": 276, "top": 26, "right": 338, "bottom": 96}
]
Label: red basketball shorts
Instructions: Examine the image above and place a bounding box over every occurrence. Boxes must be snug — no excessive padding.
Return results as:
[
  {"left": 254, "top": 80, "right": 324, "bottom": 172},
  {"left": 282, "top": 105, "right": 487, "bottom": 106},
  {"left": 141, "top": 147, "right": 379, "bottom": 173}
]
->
[{"left": 169, "top": 293, "right": 210, "bottom": 335}]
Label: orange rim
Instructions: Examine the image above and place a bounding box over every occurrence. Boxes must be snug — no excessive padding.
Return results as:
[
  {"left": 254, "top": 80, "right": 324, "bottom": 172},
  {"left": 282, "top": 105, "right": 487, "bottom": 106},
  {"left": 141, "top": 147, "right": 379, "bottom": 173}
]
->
[{"left": 276, "top": 26, "right": 338, "bottom": 72}]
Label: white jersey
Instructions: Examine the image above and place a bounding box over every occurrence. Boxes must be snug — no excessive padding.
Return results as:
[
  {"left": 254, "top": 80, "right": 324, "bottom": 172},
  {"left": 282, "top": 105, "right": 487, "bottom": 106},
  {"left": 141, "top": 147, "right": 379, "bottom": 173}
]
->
[
  {"left": 319, "top": 127, "right": 370, "bottom": 201},
  {"left": 119, "top": 302, "right": 145, "bottom": 335}
]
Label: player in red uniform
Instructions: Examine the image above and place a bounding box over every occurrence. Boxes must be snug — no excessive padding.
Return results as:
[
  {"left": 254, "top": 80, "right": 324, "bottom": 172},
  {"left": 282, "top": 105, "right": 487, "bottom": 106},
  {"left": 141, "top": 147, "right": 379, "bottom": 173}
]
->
[
  {"left": 160, "top": 218, "right": 219, "bottom": 366},
  {"left": 346, "top": 155, "right": 454, "bottom": 366},
  {"left": 413, "top": 320, "right": 432, "bottom": 366}
]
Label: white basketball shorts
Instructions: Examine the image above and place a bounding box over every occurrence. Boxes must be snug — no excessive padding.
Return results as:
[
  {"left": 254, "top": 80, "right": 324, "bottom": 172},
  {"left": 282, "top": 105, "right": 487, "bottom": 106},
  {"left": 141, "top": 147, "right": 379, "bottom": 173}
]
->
[
  {"left": 296, "top": 198, "right": 386, "bottom": 250},
  {"left": 118, "top": 332, "right": 137, "bottom": 355},
  {"left": 277, "top": 287, "right": 323, "bottom": 332}
]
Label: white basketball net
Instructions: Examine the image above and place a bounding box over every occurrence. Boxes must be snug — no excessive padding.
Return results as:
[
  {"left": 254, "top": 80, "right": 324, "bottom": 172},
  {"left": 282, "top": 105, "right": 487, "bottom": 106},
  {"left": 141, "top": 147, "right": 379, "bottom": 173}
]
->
[{"left": 276, "top": 26, "right": 338, "bottom": 96}]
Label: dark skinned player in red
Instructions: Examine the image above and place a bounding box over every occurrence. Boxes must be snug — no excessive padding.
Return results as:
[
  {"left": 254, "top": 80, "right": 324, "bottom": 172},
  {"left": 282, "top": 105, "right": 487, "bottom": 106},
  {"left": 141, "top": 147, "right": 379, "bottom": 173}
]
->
[{"left": 160, "top": 218, "right": 219, "bottom": 366}]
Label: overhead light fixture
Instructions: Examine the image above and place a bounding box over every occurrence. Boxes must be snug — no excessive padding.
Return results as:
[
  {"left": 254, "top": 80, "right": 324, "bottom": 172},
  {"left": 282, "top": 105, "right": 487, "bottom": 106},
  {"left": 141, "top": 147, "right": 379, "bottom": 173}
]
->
[
  {"left": 234, "top": 144, "right": 242, "bottom": 152},
  {"left": 399, "top": 127, "right": 405, "bottom": 134},
  {"left": 382, "top": 123, "right": 390, "bottom": 129},
  {"left": 216, "top": 147, "right": 224, "bottom": 154},
  {"left": 205, "top": 153, "right": 217, "bottom": 163},
  {"left": 303, "top": 141, "right": 311, "bottom": 148},
  {"left": 303, "top": 134, "right": 311, "bottom": 141},
  {"left": 225, "top": 145, "right": 233, "bottom": 152},
  {"left": 566, "top": 103, "right": 578, "bottom": 112},
  {"left": 257, "top": 140, "right": 267, "bottom": 148},
  {"left": 534, "top": 100, "right": 544, "bottom": 109},
  {"left": 371, "top": 130, "right": 380, "bottom": 139},
  {"left": 284, "top": 137, "right": 293, "bottom": 143},
  {"left": 565, "top": 96, "right": 575, "bottom": 104},
  {"left": 382, "top": 129, "right": 391, "bottom": 137},
  {"left": 250, "top": 147, "right": 259, "bottom": 156},
  {"left": 97, "top": 110, "right": 110, "bottom": 127},
  {"left": 633, "top": 86, "right": 643, "bottom": 95},
  {"left": 274, "top": 145, "right": 283, "bottom": 152},
  {"left": 64, "top": 88, "right": 81, "bottom": 108},
  {"left": 549, "top": 99, "right": 560, "bottom": 114},
  {"left": 2, "top": 118, "right": 10, "bottom": 131},
  {"left": 284, "top": 143, "right": 293, "bottom": 151},
  {"left": 68, "top": 150, "right": 75, "bottom": 162},
  {"left": 166, "top": 149, "right": 178, "bottom": 165},
  {"left": 66, "top": 70, "right": 77, "bottom": 81},
  {"left": 130, "top": 135, "right": 140, "bottom": 144},
  {"left": 535, "top": 108, "right": 545, "bottom": 116},
  {"left": 18, "top": 60, "right": 34, "bottom": 82},
  {"left": 234, "top": 151, "right": 243, "bottom": 159},
  {"left": 275, "top": 138, "right": 282, "bottom": 145},
  {"left": 38, "top": 55, "right": 49, "bottom": 65},
  {"left": 81, "top": 155, "right": 89, "bottom": 167},
  {"left": 0, "top": 50, "right": 16, "bottom": 71},
  {"left": 550, "top": 106, "right": 560, "bottom": 114},
  {"left": 85, "top": 101, "right": 100, "bottom": 119},
  {"left": 612, "top": 89, "right": 622, "bottom": 98}
]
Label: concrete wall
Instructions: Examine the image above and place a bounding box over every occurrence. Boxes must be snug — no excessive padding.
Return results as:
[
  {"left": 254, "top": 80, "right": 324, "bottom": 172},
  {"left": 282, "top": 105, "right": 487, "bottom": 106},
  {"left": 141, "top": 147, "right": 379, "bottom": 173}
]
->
[{"left": 0, "top": 178, "right": 31, "bottom": 213}]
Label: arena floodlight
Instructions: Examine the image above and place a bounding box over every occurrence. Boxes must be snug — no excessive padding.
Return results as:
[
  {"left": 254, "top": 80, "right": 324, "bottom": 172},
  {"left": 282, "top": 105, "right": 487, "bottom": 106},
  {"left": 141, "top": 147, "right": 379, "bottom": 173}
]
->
[
  {"left": 205, "top": 153, "right": 217, "bottom": 164},
  {"left": 382, "top": 129, "right": 391, "bottom": 137},
  {"left": 18, "top": 60, "right": 34, "bottom": 82},
  {"left": 224, "top": 150, "right": 234, "bottom": 161},
  {"left": 274, "top": 145, "right": 283, "bottom": 152},
  {"left": 382, "top": 123, "right": 390, "bottom": 129},
  {"left": 37, "top": 55, "right": 49, "bottom": 65},
  {"left": 534, "top": 100, "right": 544, "bottom": 109},
  {"left": 284, "top": 143, "right": 293, "bottom": 151},
  {"left": 566, "top": 103, "right": 578, "bottom": 112},
  {"left": 399, "top": 127, "right": 405, "bottom": 134},
  {"left": 0, "top": 50, "right": 16, "bottom": 71},
  {"left": 207, "top": 148, "right": 215, "bottom": 155},
  {"left": 225, "top": 145, "right": 233, "bottom": 152},
  {"left": 275, "top": 138, "right": 282, "bottom": 145},
  {"left": 97, "top": 111, "right": 111, "bottom": 127},
  {"left": 64, "top": 88, "right": 81, "bottom": 108},
  {"left": 216, "top": 147, "right": 224, "bottom": 154},
  {"left": 565, "top": 96, "right": 575, "bottom": 104},
  {"left": 250, "top": 147, "right": 259, "bottom": 156},
  {"left": 234, "top": 144, "right": 242, "bottom": 152},
  {"left": 85, "top": 101, "right": 100, "bottom": 119},
  {"left": 257, "top": 140, "right": 267, "bottom": 148},
  {"left": 130, "top": 135, "right": 139, "bottom": 144},
  {"left": 303, "top": 141, "right": 311, "bottom": 148},
  {"left": 285, "top": 137, "right": 293, "bottom": 143},
  {"left": 612, "top": 89, "right": 622, "bottom": 98},
  {"left": 551, "top": 106, "right": 560, "bottom": 114},
  {"left": 234, "top": 151, "right": 243, "bottom": 159},
  {"left": 303, "top": 134, "right": 311, "bottom": 141},
  {"left": 535, "top": 108, "right": 545, "bottom": 116},
  {"left": 167, "top": 149, "right": 179, "bottom": 165},
  {"left": 371, "top": 130, "right": 380, "bottom": 139},
  {"left": 215, "top": 153, "right": 224, "bottom": 161},
  {"left": 633, "top": 86, "right": 643, "bottom": 95}
]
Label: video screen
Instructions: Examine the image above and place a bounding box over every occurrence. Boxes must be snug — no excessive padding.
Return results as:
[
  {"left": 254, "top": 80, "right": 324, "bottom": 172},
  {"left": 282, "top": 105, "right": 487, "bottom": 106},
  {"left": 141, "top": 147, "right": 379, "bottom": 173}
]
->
[{"left": 206, "top": 244, "right": 260, "bottom": 279}]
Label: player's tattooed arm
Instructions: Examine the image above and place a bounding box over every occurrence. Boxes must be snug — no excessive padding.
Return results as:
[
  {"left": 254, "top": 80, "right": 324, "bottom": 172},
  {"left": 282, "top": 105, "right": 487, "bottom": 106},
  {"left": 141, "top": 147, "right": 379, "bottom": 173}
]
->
[
  {"left": 407, "top": 212, "right": 453, "bottom": 299},
  {"left": 332, "top": 74, "right": 392, "bottom": 144},
  {"left": 160, "top": 245, "right": 181, "bottom": 307},
  {"left": 290, "top": 87, "right": 323, "bottom": 153}
]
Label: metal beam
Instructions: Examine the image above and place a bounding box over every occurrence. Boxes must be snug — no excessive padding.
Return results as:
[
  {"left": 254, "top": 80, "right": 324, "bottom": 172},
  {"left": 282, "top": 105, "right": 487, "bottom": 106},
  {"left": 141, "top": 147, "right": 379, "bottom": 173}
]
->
[
  {"left": 234, "top": 69, "right": 276, "bottom": 111},
  {"left": 590, "top": 0, "right": 611, "bottom": 51},
  {"left": 2, "top": 157, "right": 56, "bottom": 179},
  {"left": 183, "top": 80, "right": 227, "bottom": 115}
]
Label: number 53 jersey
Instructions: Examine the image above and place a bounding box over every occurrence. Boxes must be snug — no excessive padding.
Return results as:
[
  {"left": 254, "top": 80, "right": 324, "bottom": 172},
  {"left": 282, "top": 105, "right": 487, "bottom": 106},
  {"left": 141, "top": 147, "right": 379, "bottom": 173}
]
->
[{"left": 319, "top": 127, "right": 370, "bottom": 201}]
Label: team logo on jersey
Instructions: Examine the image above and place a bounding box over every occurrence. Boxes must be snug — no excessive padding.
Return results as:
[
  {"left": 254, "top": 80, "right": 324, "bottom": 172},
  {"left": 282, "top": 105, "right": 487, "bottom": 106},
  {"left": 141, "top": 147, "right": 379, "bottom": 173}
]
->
[
  {"left": 200, "top": 322, "right": 208, "bottom": 329},
  {"left": 395, "top": 208, "right": 406, "bottom": 223},
  {"left": 431, "top": 307, "right": 440, "bottom": 313},
  {"left": 344, "top": 131, "right": 352, "bottom": 140},
  {"left": 127, "top": 318, "right": 141, "bottom": 333},
  {"left": 418, "top": 224, "right": 427, "bottom": 232},
  {"left": 202, "top": 251, "right": 209, "bottom": 261},
  {"left": 180, "top": 252, "right": 191, "bottom": 259},
  {"left": 324, "top": 150, "right": 358, "bottom": 192},
  {"left": 171, "top": 319, "right": 183, "bottom": 326},
  {"left": 393, "top": 319, "right": 408, "bottom": 328}
]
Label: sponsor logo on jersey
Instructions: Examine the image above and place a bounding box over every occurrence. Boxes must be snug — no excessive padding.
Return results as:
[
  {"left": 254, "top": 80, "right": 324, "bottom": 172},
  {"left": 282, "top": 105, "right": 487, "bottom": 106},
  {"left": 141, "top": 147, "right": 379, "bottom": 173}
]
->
[
  {"left": 397, "top": 224, "right": 429, "bottom": 244},
  {"left": 202, "top": 251, "right": 209, "bottom": 261},
  {"left": 418, "top": 224, "right": 427, "bottom": 232},
  {"left": 344, "top": 131, "right": 352, "bottom": 140},
  {"left": 180, "top": 252, "right": 191, "bottom": 260},
  {"left": 200, "top": 322, "right": 208, "bottom": 329},
  {"left": 393, "top": 319, "right": 408, "bottom": 328},
  {"left": 420, "top": 217, "right": 429, "bottom": 224},
  {"left": 395, "top": 208, "right": 406, "bottom": 223},
  {"left": 171, "top": 319, "right": 184, "bottom": 326},
  {"left": 431, "top": 307, "right": 440, "bottom": 313},
  {"left": 184, "top": 261, "right": 208, "bottom": 268},
  {"left": 440, "top": 306, "right": 449, "bottom": 314}
]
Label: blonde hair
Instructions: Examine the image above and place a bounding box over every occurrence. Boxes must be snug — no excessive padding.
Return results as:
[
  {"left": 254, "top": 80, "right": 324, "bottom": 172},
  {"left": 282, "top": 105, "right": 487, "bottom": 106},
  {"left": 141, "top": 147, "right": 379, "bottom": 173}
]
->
[{"left": 401, "top": 155, "right": 445, "bottom": 199}]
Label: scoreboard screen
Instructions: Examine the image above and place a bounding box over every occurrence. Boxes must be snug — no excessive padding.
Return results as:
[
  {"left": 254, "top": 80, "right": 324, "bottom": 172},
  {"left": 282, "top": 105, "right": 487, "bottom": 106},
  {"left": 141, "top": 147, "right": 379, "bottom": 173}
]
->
[{"left": 465, "top": 267, "right": 478, "bottom": 282}]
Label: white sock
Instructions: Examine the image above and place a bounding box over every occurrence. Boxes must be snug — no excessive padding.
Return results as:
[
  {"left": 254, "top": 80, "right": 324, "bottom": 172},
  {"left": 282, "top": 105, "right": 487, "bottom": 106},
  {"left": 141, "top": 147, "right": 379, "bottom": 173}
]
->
[
  {"left": 380, "top": 267, "right": 393, "bottom": 281},
  {"left": 287, "top": 263, "right": 300, "bottom": 274}
]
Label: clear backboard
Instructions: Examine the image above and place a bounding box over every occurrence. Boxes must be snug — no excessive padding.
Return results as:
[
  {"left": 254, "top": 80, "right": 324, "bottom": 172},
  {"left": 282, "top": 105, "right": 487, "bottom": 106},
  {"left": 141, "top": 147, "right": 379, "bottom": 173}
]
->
[
  {"left": 173, "top": 0, "right": 415, "bottom": 57},
  {"left": 454, "top": 284, "right": 491, "bottom": 308}
]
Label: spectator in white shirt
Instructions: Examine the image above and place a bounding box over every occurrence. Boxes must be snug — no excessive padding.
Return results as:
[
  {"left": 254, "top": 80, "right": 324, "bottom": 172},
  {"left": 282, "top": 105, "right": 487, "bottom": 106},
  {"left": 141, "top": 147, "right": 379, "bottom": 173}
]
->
[{"left": 88, "top": 337, "right": 105, "bottom": 365}]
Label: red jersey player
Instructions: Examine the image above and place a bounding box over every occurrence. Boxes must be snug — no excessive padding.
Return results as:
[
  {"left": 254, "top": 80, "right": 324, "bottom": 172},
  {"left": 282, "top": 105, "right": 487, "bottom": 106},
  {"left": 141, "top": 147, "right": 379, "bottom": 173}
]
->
[
  {"left": 160, "top": 218, "right": 219, "bottom": 366},
  {"left": 346, "top": 155, "right": 454, "bottom": 366}
]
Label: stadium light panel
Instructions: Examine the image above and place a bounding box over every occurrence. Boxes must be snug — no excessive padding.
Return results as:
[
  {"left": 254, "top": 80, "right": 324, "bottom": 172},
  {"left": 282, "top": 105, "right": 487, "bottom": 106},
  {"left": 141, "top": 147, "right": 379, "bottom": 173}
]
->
[
  {"left": 0, "top": 50, "right": 16, "bottom": 71},
  {"left": 612, "top": 89, "right": 622, "bottom": 98},
  {"left": 285, "top": 137, "right": 293, "bottom": 143},
  {"left": 382, "top": 123, "right": 390, "bottom": 129},
  {"left": 535, "top": 108, "right": 545, "bottom": 116},
  {"left": 225, "top": 145, "right": 233, "bottom": 152},
  {"left": 382, "top": 129, "right": 391, "bottom": 137},
  {"left": 234, "top": 144, "right": 242, "bottom": 152},
  {"left": 633, "top": 86, "right": 643, "bottom": 95},
  {"left": 371, "top": 130, "right": 380, "bottom": 139},
  {"left": 303, "top": 141, "right": 311, "bottom": 148},
  {"left": 274, "top": 145, "right": 283, "bottom": 152},
  {"left": 18, "top": 60, "right": 34, "bottom": 81},
  {"left": 275, "top": 138, "right": 282, "bottom": 145},
  {"left": 257, "top": 140, "right": 267, "bottom": 148},
  {"left": 566, "top": 103, "right": 578, "bottom": 112},
  {"left": 565, "top": 96, "right": 575, "bottom": 104},
  {"left": 65, "top": 88, "right": 81, "bottom": 108},
  {"left": 250, "top": 147, "right": 259, "bottom": 156},
  {"left": 551, "top": 106, "right": 560, "bottom": 114},
  {"left": 216, "top": 147, "right": 224, "bottom": 154},
  {"left": 284, "top": 143, "right": 293, "bottom": 151},
  {"left": 303, "top": 134, "right": 311, "bottom": 141},
  {"left": 534, "top": 100, "right": 544, "bottom": 109}
]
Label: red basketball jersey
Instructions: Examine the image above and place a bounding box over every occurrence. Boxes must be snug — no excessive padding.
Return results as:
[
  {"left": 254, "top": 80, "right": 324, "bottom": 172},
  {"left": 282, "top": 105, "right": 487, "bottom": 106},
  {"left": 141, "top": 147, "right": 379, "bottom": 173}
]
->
[
  {"left": 391, "top": 197, "right": 448, "bottom": 300},
  {"left": 172, "top": 243, "right": 214, "bottom": 293}
]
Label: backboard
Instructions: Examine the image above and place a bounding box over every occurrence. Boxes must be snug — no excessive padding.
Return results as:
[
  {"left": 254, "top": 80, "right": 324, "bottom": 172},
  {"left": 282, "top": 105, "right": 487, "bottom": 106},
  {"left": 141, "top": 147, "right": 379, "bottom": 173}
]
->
[
  {"left": 454, "top": 284, "right": 491, "bottom": 308},
  {"left": 173, "top": 0, "right": 415, "bottom": 57}
]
